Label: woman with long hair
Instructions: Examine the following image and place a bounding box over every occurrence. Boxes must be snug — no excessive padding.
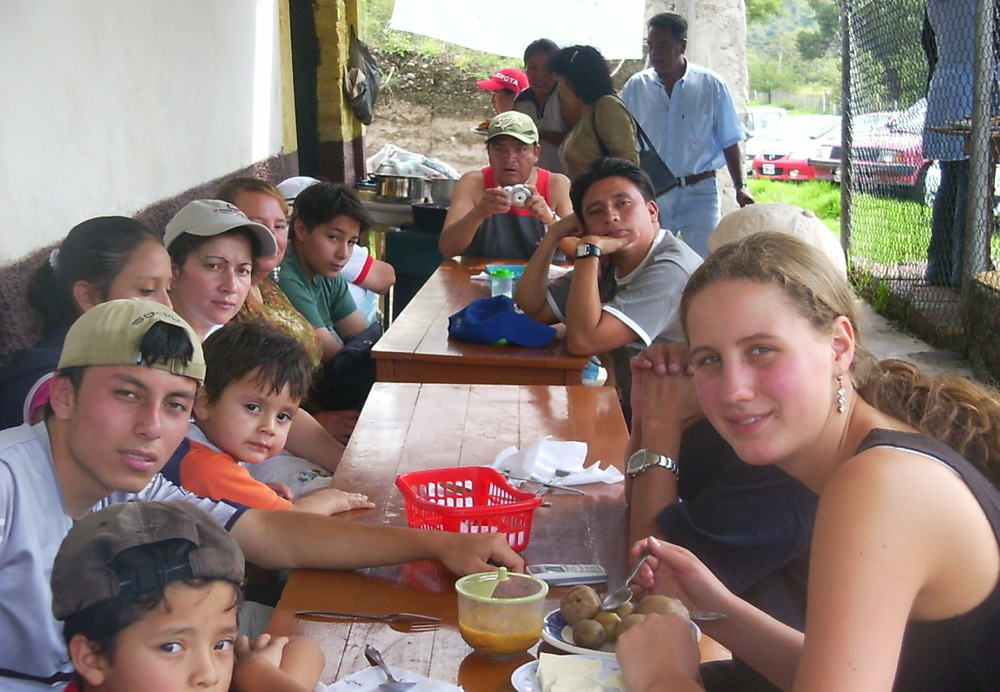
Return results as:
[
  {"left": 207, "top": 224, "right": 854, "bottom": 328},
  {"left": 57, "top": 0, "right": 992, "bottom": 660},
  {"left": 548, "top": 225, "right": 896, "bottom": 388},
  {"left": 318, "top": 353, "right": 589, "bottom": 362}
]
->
[
  {"left": 549, "top": 45, "right": 639, "bottom": 179},
  {"left": 0, "top": 217, "right": 171, "bottom": 429},
  {"left": 617, "top": 232, "right": 999, "bottom": 691}
]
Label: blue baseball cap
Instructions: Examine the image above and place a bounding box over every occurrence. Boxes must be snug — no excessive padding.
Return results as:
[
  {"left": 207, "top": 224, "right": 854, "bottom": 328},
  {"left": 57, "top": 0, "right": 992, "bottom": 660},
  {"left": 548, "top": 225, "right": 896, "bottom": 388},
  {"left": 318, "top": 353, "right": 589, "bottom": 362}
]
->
[{"left": 448, "top": 296, "right": 558, "bottom": 348}]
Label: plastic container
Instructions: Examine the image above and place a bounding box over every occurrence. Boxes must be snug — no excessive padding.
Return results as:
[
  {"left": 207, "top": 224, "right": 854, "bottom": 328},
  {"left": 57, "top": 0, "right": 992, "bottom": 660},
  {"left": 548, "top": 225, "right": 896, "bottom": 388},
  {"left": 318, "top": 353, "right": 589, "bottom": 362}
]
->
[
  {"left": 394, "top": 466, "right": 542, "bottom": 551},
  {"left": 456, "top": 568, "right": 549, "bottom": 658},
  {"left": 490, "top": 268, "right": 515, "bottom": 298}
]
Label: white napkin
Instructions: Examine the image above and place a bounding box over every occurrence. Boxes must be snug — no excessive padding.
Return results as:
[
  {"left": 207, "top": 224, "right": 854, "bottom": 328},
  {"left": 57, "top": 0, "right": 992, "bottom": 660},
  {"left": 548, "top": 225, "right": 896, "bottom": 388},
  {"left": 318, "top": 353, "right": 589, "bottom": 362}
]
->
[
  {"left": 492, "top": 436, "right": 624, "bottom": 486},
  {"left": 319, "top": 666, "right": 461, "bottom": 691},
  {"left": 470, "top": 265, "right": 569, "bottom": 281}
]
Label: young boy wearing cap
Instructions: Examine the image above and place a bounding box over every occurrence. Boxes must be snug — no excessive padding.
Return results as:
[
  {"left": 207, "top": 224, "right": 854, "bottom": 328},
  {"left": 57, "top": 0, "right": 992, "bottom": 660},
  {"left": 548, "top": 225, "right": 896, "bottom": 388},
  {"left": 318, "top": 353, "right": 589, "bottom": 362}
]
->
[
  {"left": 515, "top": 157, "right": 703, "bottom": 411},
  {"left": 163, "top": 321, "right": 373, "bottom": 513},
  {"left": 0, "top": 298, "right": 522, "bottom": 689},
  {"left": 476, "top": 67, "right": 529, "bottom": 115},
  {"left": 52, "top": 500, "right": 323, "bottom": 692},
  {"left": 439, "top": 111, "right": 574, "bottom": 259}
]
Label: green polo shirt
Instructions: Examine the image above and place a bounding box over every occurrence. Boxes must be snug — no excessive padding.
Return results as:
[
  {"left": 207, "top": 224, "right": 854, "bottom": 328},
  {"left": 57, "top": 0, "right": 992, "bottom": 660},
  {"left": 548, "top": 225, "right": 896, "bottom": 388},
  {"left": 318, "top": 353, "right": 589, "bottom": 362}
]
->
[{"left": 278, "top": 244, "right": 357, "bottom": 330}]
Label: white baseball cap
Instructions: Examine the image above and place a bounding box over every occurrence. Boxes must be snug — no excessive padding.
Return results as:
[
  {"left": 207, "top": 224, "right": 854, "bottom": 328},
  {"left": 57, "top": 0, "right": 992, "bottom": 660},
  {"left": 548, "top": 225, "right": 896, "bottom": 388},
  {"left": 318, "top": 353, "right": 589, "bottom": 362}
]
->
[
  {"left": 164, "top": 199, "right": 277, "bottom": 257},
  {"left": 277, "top": 176, "right": 321, "bottom": 204}
]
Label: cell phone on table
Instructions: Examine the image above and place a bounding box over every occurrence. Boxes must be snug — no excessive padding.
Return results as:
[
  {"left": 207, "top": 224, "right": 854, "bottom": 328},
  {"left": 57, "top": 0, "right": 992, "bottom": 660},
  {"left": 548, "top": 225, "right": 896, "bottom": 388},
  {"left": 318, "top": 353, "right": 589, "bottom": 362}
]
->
[{"left": 526, "top": 564, "right": 608, "bottom": 586}]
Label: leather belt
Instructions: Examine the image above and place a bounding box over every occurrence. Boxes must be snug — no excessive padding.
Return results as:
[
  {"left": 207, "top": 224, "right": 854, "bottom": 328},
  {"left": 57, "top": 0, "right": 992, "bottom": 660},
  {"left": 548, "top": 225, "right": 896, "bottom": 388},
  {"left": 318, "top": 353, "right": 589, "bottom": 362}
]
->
[{"left": 676, "top": 170, "right": 716, "bottom": 187}]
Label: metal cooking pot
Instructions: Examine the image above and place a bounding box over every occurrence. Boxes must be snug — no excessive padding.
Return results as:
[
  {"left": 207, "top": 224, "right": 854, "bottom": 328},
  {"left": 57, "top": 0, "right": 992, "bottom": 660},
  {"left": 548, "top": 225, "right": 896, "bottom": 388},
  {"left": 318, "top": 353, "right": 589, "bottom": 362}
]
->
[
  {"left": 372, "top": 174, "right": 426, "bottom": 202},
  {"left": 425, "top": 178, "right": 457, "bottom": 206}
]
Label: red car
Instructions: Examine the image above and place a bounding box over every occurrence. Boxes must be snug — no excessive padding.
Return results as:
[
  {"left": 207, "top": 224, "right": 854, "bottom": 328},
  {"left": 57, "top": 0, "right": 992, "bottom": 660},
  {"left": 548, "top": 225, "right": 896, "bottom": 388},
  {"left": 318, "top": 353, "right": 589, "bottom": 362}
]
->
[
  {"left": 810, "top": 100, "right": 934, "bottom": 199},
  {"left": 749, "top": 115, "right": 841, "bottom": 181}
]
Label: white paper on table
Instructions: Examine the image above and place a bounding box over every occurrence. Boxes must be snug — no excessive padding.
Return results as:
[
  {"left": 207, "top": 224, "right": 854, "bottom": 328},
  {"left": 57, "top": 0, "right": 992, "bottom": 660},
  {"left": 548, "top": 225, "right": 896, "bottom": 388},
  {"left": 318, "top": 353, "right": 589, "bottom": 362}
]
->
[
  {"left": 471, "top": 265, "right": 568, "bottom": 281},
  {"left": 319, "top": 666, "right": 462, "bottom": 691},
  {"left": 492, "top": 436, "right": 624, "bottom": 486}
]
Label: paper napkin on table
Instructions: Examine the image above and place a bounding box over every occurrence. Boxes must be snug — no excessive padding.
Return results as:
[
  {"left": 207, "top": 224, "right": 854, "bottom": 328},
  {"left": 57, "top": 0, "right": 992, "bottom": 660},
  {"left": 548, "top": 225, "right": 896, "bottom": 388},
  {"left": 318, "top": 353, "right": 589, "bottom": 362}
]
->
[
  {"left": 492, "top": 436, "right": 624, "bottom": 486},
  {"left": 319, "top": 666, "right": 462, "bottom": 691}
]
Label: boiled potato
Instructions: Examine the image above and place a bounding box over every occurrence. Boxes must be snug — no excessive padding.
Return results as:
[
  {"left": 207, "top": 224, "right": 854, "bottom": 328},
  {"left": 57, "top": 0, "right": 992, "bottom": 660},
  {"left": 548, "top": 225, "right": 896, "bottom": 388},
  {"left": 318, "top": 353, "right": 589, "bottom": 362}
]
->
[
  {"left": 613, "top": 601, "right": 634, "bottom": 618},
  {"left": 571, "top": 618, "right": 607, "bottom": 649},
  {"left": 636, "top": 595, "right": 690, "bottom": 620},
  {"left": 592, "top": 611, "right": 621, "bottom": 642},
  {"left": 560, "top": 585, "right": 602, "bottom": 625},
  {"left": 618, "top": 613, "right": 647, "bottom": 635}
]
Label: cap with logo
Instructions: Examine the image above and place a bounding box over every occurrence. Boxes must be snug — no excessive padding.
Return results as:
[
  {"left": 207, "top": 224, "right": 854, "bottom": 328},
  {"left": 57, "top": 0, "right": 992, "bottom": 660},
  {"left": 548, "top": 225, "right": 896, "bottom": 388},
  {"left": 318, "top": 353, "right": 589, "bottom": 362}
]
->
[
  {"left": 51, "top": 501, "right": 244, "bottom": 620},
  {"left": 475, "top": 67, "right": 529, "bottom": 93},
  {"left": 486, "top": 111, "right": 540, "bottom": 146},
  {"left": 58, "top": 298, "right": 206, "bottom": 384},
  {"left": 164, "top": 199, "right": 277, "bottom": 258},
  {"left": 448, "top": 295, "right": 557, "bottom": 348}
]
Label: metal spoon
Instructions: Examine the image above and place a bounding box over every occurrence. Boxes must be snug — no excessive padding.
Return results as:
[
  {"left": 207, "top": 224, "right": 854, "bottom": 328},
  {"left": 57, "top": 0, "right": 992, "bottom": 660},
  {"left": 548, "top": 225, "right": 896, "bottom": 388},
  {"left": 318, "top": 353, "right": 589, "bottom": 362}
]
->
[{"left": 601, "top": 551, "right": 650, "bottom": 611}]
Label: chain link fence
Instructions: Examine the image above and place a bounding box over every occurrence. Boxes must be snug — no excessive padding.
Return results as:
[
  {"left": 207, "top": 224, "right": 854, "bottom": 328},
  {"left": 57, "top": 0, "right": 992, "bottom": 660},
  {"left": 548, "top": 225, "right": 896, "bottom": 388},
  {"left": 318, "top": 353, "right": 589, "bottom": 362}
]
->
[{"left": 838, "top": 0, "right": 998, "bottom": 377}]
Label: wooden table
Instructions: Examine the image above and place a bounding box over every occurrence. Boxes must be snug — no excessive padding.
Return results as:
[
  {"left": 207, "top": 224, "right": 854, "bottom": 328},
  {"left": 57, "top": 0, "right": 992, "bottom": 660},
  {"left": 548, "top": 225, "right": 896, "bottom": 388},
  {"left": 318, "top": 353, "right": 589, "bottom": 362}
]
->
[
  {"left": 372, "top": 258, "right": 589, "bottom": 386},
  {"left": 267, "top": 383, "right": 729, "bottom": 689}
]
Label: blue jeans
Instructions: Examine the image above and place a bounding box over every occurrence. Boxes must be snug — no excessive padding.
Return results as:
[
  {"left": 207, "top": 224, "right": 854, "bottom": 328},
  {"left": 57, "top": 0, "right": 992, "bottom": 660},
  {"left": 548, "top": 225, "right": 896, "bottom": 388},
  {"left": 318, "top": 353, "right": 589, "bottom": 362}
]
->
[
  {"left": 655, "top": 177, "right": 720, "bottom": 258},
  {"left": 926, "top": 159, "right": 970, "bottom": 286}
]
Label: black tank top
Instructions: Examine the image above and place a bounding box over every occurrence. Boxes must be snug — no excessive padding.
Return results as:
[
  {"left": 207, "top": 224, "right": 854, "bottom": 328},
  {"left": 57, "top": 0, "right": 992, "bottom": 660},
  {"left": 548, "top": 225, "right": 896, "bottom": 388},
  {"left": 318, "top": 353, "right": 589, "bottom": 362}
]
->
[{"left": 857, "top": 429, "right": 1000, "bottom": 691}]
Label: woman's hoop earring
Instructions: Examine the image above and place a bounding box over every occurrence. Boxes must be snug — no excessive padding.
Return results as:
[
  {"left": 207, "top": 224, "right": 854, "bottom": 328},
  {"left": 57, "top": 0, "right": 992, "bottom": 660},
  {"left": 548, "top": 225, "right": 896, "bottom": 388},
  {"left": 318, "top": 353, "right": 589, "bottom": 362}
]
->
[{"left": 837, "top": 375, "right": 847, "bottom": 414}]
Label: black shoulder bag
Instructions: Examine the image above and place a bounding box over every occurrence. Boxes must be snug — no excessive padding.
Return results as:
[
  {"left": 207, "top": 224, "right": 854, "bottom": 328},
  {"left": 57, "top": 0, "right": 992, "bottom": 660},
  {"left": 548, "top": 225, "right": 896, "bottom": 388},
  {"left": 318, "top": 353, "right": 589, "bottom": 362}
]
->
[{"left": 592, "top": 96, "right": 678, "bottom": 196}]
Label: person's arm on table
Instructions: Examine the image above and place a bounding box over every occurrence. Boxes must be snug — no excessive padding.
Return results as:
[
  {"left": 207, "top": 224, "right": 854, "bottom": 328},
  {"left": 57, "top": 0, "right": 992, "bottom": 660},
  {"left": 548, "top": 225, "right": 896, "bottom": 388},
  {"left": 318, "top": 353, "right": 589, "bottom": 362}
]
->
[
  {"left": 723, "top": 142, "right": 754, "bottom": 207},
  {"left": 514, "top": 214, "right": 580, "bottom": 321},
  {"left": 292, "top": 485, "right": 374, "bottom": 515},
  {"left": 626, "top": 343, "right": 701, "bottom": 545},
  {"left": 229, "top": 508, "right": 525, "bottom": 575},
  {"left": 439, "top": 173, "right": 509, "bottom": 258},
  {"left": 562, "top": 234, "right": 637, "bottom": 355}
]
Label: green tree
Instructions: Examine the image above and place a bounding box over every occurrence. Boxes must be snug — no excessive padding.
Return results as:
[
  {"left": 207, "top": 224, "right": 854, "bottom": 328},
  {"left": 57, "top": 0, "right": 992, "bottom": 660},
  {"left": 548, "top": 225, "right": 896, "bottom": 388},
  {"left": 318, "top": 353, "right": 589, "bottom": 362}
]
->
[{"left": 747, "top": 0, "right": 784, "bottom": 23}]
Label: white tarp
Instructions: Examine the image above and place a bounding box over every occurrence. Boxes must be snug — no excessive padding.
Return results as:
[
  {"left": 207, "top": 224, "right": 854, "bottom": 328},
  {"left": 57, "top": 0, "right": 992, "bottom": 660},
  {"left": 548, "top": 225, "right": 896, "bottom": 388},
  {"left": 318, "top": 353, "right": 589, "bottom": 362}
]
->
[{"left": 388, "top": 0, "right": 646, "bottom": 60}]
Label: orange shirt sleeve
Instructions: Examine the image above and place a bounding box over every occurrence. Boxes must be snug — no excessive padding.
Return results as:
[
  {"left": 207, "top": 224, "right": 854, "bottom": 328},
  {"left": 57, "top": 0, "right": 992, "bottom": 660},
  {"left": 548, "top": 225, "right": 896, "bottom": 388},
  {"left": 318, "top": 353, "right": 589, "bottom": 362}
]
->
[{"left": 179, "top": 441, "right": 293, "bottom": 510}]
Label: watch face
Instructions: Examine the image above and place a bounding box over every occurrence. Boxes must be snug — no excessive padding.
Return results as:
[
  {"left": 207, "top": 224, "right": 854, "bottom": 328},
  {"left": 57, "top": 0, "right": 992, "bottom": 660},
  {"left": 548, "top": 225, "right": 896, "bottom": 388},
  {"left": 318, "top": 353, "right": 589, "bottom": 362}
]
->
[{"left": 627, "top": 450, "right": 651, "bottom": 475}]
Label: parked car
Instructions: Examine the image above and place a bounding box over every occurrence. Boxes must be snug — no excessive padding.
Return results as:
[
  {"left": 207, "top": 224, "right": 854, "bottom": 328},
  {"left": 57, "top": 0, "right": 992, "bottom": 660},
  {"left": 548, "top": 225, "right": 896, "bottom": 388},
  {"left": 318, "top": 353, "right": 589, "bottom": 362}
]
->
[
  {"left": 745, "top": 105, "right": 788, "bottom": 138},
  {"left": 748, "top": 114, "right": 841, "bottom": 181},
  {"left": 810, "top": 99, "right": 934, "bottom": 200}
]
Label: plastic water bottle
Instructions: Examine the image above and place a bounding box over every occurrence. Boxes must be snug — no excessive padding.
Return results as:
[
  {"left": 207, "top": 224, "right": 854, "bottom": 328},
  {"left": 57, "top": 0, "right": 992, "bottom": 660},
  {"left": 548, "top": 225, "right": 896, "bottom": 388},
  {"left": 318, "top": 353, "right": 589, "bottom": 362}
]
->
[{"left": 490, "top": 268, "right": 515, "bottom": 298}]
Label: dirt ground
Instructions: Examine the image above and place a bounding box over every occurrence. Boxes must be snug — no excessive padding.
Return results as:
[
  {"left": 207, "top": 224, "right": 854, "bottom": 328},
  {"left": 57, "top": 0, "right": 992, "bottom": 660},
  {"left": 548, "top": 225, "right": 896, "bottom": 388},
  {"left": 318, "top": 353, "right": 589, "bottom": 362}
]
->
[{"left": 364, "top": 99, "right": 489, "bottom": 176}]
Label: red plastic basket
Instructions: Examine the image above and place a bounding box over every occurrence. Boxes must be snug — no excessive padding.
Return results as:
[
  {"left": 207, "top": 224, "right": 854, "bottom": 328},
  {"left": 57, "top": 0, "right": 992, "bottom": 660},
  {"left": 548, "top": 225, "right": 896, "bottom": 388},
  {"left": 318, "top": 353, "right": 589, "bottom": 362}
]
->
[{"left": 394, "top": 466, "right": 542, "bottom": 552}]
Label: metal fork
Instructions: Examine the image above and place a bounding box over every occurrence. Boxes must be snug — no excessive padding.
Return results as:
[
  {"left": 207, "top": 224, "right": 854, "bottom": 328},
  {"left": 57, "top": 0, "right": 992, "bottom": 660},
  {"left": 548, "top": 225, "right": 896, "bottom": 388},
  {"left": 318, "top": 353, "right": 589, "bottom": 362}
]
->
[{"left": 295, "top": 610, "right": 441, "bottom": 632}]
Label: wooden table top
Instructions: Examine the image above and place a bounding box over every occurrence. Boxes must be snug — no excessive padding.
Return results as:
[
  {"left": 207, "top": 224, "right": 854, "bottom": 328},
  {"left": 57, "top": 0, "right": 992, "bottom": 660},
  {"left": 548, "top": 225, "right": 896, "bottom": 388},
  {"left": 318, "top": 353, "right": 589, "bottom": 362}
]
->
[
  {"left": 372, "top": 258, "right": 589, "bottom": 386},
  {"left": 267, "top": 383, "right": 728, "bottom": 689}
]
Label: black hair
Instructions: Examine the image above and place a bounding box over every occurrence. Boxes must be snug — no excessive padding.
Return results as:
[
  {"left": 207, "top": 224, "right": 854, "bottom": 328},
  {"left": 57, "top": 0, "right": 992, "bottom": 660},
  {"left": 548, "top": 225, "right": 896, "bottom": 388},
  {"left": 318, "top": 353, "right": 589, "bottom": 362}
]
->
[
  {"left": 61, "top": 538, "right": 242, "bottom": 660},
  {"left": 166, "top": 226, "right": 263, "bottom": 268},
  {"left": 290, "top": 182, "right": 373, "bottom": 237},
  {"left": 647, "top": 12, "right": 688, "bottom": 41},
  {"left": 200, "top": 321, "right": 312, "bottom": 404},
  {"left": 524, "top": 38, "right": 559, "bottom": 63},
  {"left": 27, "top": 217, "right": 159, "bottom": 337},
  {"left": 548, "top": 45, "right": 615, "bottom": 105},
  {"left": 569, "top": 157, "right": 656, "bottom": 216},
  {"left": 53, "top": 320, "right": 199, "bottom": 411}
]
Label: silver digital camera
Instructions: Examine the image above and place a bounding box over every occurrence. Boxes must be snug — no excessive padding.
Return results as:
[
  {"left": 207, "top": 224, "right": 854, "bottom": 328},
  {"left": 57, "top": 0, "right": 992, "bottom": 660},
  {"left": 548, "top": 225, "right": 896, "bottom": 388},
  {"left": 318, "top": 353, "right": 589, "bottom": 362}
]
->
[{"left": 503, "top": 184, "right": 531, "bottom": 207}]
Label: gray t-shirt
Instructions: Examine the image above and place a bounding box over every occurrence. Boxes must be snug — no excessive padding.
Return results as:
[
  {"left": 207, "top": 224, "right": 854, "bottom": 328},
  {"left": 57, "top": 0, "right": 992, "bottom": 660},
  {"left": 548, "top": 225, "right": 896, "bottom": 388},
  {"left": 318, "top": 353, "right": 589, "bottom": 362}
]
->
[
  {"left": 0, "top": 423, "right": 246, "bottom": 690},
  {"left": 546, "top": 230, "right": 702, "bottom": 401}
]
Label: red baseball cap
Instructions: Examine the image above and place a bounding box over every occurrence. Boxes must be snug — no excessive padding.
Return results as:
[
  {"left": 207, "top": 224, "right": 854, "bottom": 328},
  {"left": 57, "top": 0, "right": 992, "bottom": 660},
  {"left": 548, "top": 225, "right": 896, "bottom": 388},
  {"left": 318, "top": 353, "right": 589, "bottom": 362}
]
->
[{"left": 476, "top": 68, "right": 529, "bottom": 93}]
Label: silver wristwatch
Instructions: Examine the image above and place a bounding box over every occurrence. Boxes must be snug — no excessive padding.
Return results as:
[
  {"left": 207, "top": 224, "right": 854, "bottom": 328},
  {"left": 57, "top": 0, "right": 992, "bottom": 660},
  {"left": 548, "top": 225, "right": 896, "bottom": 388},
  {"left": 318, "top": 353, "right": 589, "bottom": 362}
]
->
[{"left": 626, "top": 449, "right": 679, "bottom": 478}]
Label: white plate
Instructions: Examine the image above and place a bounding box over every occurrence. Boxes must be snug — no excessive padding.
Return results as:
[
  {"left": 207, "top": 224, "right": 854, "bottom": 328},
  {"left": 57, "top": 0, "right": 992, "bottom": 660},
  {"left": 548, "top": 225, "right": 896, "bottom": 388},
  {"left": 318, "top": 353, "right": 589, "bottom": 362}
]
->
[
  {"left": 511, "top": 655, "right": 622, "bottom": 692},
  {"left": 470, "top": 127, "right": 488, "bottom": 136},
  {"left": 541, "top": 609, "right": 700, "bottom": 659}
]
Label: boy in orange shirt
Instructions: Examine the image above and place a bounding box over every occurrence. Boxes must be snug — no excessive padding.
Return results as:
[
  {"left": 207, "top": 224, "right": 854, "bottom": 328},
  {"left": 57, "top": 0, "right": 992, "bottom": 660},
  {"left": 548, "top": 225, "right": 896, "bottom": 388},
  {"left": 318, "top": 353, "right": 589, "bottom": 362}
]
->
[{"left": 164, "top": 321, "right": 373, "bottom": 514}]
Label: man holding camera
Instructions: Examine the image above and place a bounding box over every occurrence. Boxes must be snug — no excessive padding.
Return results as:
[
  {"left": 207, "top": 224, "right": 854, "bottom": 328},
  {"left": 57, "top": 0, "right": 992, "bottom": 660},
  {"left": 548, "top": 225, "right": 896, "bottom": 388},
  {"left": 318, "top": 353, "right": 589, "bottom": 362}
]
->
[{"left": 439, "top": 111, "right": 573, "bottom": 259}]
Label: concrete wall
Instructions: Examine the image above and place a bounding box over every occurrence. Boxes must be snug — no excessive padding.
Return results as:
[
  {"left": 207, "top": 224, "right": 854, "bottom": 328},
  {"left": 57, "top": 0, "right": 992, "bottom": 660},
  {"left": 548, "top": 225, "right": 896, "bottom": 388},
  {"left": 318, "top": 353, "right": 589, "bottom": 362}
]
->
[{"left": 0, "top": 0, "right": 296, "bottom": 264}]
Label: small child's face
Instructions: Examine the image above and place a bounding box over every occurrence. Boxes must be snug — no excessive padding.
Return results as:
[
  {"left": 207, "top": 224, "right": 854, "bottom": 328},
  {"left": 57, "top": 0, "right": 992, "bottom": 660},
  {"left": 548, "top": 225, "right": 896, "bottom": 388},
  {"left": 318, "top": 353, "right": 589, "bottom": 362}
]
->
[
  {"left": 80, "top": 581, "right": 238, "bottom": 692},
  {"left": 194, "top": 372, "right": 300, "bottom": 464}
]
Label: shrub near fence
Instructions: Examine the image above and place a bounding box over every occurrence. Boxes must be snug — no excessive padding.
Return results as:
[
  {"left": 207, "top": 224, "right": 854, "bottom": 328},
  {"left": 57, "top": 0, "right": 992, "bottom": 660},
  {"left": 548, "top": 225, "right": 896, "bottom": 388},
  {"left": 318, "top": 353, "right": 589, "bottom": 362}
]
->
[{"left": 750, "top": 89, "right": 840, "bottom": 114}]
